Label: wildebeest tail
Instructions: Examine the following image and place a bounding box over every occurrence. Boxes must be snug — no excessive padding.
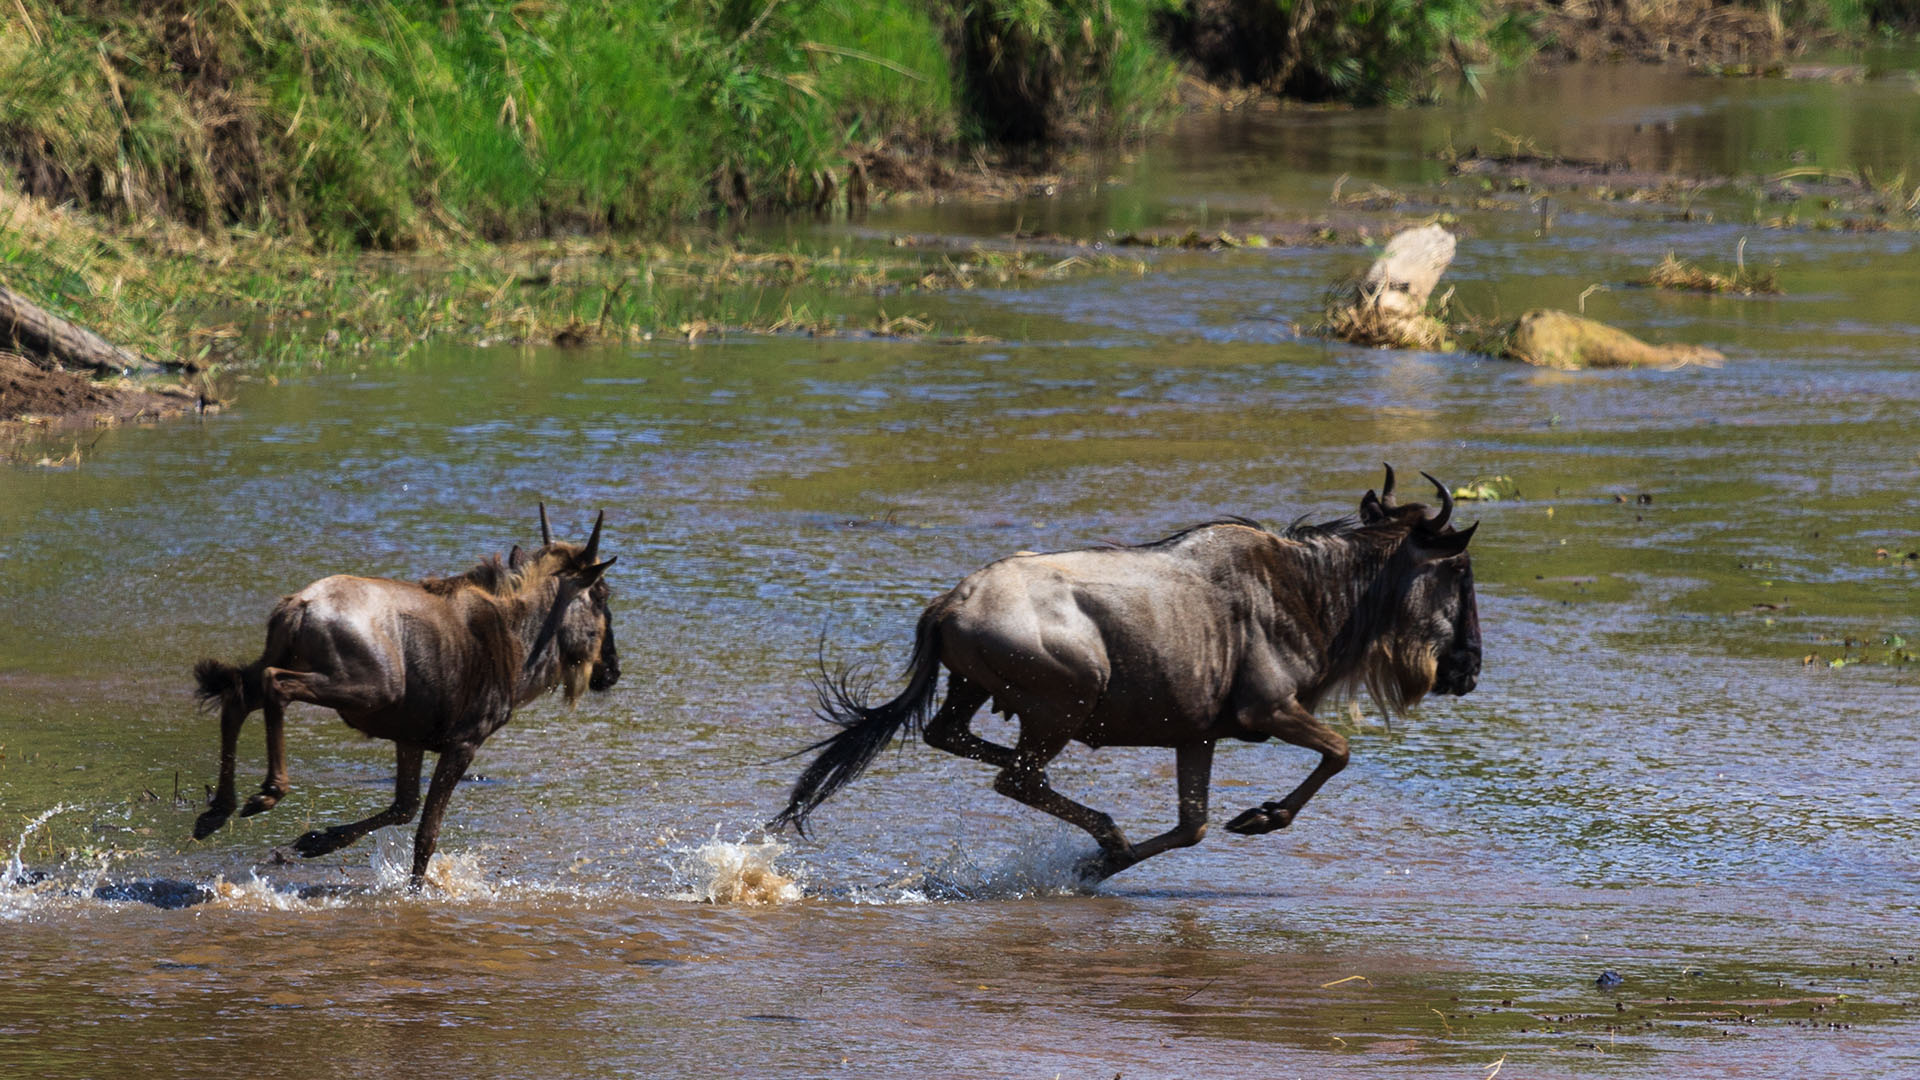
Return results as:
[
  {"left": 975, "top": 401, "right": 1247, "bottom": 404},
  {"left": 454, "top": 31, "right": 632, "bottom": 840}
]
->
[
  {"left": 192, "top": 658, "right": 264, "bottom": 713},
  {"left": 770, "top": 605, "right": 947, "bottom": 834}
]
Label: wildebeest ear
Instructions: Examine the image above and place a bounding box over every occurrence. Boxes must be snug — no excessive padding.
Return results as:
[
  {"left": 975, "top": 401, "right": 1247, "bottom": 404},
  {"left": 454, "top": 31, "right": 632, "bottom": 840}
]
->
[
  {"left": 1359, "top": 489, "right": 1387, "bottom": 524},
  {"left": 508, "top": 544, "right": 527, "bottom": 570},
  {"left": 579, "top": 556, "right": 616, "bottom": 589},
  {"left": 1420, "top": 521, "right": 1477, "bottom": 558}
]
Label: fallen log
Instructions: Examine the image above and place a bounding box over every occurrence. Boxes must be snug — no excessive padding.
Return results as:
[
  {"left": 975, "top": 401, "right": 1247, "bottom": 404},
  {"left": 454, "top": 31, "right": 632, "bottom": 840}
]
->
[
  {"left": 0, "top": 282, "right": 178, "bottom": 377},
  {"left": 1504, "top": 309, "right": 1724, "bottom": 370}
]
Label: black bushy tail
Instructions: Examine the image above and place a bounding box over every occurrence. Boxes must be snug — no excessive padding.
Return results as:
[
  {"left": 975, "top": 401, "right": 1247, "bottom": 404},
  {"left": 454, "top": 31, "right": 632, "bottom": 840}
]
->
[
  {"left": 192, "top": 658, "right": 263, "bottom": 713},
  {"left": 770, "top": 606, "right": 947, "bottom": 834}
]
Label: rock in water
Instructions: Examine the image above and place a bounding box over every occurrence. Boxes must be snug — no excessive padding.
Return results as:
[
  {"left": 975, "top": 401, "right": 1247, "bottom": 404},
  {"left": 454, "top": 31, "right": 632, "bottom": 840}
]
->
[
  {"left": 1327, "top": 224, "right": 1457, "bottom": 349},
  {"left": 1504, "top": 309, "right": 1723, "bottom": 370}
]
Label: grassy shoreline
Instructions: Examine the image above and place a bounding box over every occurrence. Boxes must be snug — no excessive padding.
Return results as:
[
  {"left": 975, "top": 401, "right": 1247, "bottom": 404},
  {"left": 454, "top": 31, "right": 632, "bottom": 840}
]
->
[{"left": 9, "top": 1, "right": 1898, "bottom": 249}]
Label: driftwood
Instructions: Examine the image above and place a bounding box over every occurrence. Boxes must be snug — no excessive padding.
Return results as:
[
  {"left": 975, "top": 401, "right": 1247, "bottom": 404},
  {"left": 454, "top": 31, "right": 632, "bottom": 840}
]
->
[
  {"left": 1324, "top": 225, "right": 1726, "bottom": 368},
  {"left": 1326, "top": 224, "right": 1456, "bottom": 349},
  {"left": 1504, "top": 309, "right": 1724, "bottom": 370},
  {"left": 0, "top": 283, "right": 178, "bottom": 377}
]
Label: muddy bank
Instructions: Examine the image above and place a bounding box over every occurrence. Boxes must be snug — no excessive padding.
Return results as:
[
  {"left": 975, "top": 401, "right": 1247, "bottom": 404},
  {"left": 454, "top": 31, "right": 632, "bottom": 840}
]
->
[{"left": 0, "top": 352, "right": 204, "bottom": 429}]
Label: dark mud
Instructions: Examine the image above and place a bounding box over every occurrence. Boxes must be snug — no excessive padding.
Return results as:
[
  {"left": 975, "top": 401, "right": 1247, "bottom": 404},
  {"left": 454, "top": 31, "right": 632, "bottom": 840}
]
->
[{"left": 0, "top": 351, "right": 206, "bottom": 428}]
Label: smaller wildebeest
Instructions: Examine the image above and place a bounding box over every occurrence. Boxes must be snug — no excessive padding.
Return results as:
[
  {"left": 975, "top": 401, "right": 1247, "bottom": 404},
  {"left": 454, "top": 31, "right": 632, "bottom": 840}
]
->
[
  {"left": 191, "top": 507, "right": 618, "bottom": 885},
  {"left": 772, "top": 467, "right": 1480, "bottom": 881}
]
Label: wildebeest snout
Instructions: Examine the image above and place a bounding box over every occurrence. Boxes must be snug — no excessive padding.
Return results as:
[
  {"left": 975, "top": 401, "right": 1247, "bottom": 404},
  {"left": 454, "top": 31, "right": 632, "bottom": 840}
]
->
[{"left": 589, "top": 623, "right": 620, "bottom": 691}]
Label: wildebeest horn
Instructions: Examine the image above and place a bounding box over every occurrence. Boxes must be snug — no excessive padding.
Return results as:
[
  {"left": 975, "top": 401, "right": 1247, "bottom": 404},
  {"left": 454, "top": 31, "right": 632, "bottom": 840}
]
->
[
  {"left": 582, "top": 510, "right": 604, "bottom": 562},
  {"left": 1420, "top": 471, "right": 1453, "bottom": 530},
  {"left": 1380, "top": 463, "right": 1397, "bottom": 507},
  {"left": 538, "top": 502, "right": 553, "bottom": 547}
]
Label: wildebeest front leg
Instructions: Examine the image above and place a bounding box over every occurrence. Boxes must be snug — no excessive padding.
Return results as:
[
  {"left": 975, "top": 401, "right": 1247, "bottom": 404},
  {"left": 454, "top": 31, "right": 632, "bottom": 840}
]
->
[
  {"left": 407, "top": 744, "right": 477, "bottom": 887},
  {"left": 193, "top": 697, "right": 250, "bottom": 839},
  {"left": 292, "top": 742, "right": 425, "bottom": 858},
  {"left": 1225, "top": 703, "right": 1349, "bottom": 836},
  {"left": 1126, "top": 741, "right": 1214, "bottom": 863}
]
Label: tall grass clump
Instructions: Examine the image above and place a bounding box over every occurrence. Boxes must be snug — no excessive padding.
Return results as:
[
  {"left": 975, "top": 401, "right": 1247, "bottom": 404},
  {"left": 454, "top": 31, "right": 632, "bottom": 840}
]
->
[
  {"left": 1160, "top": 0, "right": 1530, "bottom": 104},
  {"left": 947, "top": 0, "right": 1180, "bottom": 143},
  {"left": 398, "top": 0, "right": 965, "bottom": 235},
  {"left": 1, "top": 0, "right": 974, "bottom": 244},
  {"left": 1, "top": 1, "right": 419, "bottom": 245}
]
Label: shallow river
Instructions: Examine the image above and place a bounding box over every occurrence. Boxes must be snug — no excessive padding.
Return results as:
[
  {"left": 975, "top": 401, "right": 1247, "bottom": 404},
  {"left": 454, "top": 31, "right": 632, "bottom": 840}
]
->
[{"left": 5, "top": 63, "right": 1919, "bottom": 1078}]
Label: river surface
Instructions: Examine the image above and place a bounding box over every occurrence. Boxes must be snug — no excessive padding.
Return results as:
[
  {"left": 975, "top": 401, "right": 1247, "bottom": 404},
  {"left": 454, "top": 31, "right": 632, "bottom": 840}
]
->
[{"left": 5, "top": 62, "right": 1919, "bottom": 1078}]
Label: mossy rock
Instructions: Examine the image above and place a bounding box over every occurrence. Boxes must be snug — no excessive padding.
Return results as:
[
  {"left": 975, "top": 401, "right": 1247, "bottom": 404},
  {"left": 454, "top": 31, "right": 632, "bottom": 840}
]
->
[{"left": 1503, "top": 309, "right": 1723, "bottom": 370}]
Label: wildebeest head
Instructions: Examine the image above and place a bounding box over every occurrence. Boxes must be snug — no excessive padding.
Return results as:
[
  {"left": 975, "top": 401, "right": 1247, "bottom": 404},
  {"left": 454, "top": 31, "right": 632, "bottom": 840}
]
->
[
  {"left": 1355, "top": 465, "right": 1481, "bottom": 707},
  {"left": 522, "top": 505, "right": 621, "bottom": 703}
]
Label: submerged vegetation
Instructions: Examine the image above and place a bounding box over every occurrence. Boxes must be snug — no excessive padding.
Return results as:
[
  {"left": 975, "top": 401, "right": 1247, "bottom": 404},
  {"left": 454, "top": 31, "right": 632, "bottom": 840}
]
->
[
  {"left": 0, "top": 188, "right": 1142, "bottom": 381},
  {"left": 1643, "top": 246, "right": 1784, "bottom": 295}
]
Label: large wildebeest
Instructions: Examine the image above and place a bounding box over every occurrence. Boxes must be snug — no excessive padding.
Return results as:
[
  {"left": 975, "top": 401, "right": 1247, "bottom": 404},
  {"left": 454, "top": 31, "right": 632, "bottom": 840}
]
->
[
  {"left": 191, "top": 506, "right": 619, "bottom": 885},
  {"left": 772, "top": 467, "right": 1480, "bottom": 881}
]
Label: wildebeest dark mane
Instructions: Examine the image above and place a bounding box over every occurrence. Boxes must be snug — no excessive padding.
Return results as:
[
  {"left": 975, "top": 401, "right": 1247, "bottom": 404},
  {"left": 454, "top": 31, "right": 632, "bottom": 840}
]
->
[
  {"left": 420, "top": 555, "right": 512, "bottom": 596},
  {"left": 1100, "top": 515, "right": 1266, "bottom": 550},
  {"left": 420, "top": 547, "right": 578, "bottom": 598},
  {"left": 1279, "top": 512, "right": 1362, "bottom": 541},
  {"left": 1272, "top": 512, "right": 1440, "bottom": 717}
]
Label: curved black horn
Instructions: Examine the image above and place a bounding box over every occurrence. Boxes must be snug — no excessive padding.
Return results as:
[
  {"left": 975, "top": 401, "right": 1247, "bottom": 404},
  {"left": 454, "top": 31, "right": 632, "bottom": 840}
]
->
[
  {"left": 1380, "top": 463, "right": 1397, "bottom": 506},
  {"left": 1420, "top": 471, "right": 1454, "bottom": 530},
  {"left": 582, "top": 510, "right": 604, "bottom": 562},
  {"left": 538, "top": 502, "right": 553, "bottom": 547}
]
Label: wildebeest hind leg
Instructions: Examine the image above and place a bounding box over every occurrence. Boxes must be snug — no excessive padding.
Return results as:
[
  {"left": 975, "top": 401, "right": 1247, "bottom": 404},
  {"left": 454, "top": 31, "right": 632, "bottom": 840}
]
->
[
  {"left": 1225, "top": 704, "right": 1349, "bottom": 836},
  {"left": 992, "top": 727, "right": 1135, "bottom": 879},
  {"left": 193, "top": 696, "right": 251, "bottom": 839},
  {"left": 921, "top": 674, "right": 1015, "bottom": 769},
  {"left": 292, "top": 742, "right": 425, "bottom": 859},
  {"left": 1126, "top": 741, "right": 1214, "bottom": 863},
  {"left": 240, "top": 695, "right": 291, "bottom": 818}
]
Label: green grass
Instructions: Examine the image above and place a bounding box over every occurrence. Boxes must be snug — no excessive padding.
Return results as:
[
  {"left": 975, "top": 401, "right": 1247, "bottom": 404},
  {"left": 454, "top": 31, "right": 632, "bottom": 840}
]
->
[
  {"left": 0, "top": 187, "right": 1146, "bottom": 375},
  {"left": 0, "top": 0, "right": 1181, "bottom": 247}
]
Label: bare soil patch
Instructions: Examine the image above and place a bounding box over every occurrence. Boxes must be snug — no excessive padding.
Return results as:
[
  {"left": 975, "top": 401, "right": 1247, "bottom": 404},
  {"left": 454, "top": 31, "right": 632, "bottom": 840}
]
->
[{"left": 0, "top": 351, "right": 204, "bottom": 427}]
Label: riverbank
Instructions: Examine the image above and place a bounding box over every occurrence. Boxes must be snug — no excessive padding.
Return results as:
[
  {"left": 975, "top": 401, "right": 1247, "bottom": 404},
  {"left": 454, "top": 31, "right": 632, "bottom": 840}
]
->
[
  {"left": 4, "top": 2, "right": 1914, "bottom": 429},
  {"left": 7, "top": 1, "right": 1897, "bottom": 246}
]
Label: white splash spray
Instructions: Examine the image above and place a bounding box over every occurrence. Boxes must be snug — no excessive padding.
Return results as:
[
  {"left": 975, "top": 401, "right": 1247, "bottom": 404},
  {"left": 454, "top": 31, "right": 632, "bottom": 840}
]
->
[
  {"left": 665, "top": 832, "right": 805, "bottom": 906},
  {"left": 368, "top": 826, "right": 494, "bottom": 899},
  {"left": 3, "top": 803, "right": 78, "bottom": 890},
  {"left": 854, "top": 834, "right": 1101, "bottom": 904}
]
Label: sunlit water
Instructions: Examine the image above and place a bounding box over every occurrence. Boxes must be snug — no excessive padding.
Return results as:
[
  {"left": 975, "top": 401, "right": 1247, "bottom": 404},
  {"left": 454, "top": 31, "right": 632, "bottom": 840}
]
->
[{"left": 5, "top": 63, "right": 1920, "bottom": 1077}]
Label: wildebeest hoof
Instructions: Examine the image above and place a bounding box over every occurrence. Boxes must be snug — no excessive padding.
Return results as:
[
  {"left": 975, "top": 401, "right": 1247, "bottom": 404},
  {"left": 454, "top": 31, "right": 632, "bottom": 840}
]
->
[
  {"left": 1224, "top": 803, "right": 1293, "bottom": 835},
  {"left": 192, "top": 806, "right": 234, "bottom": 840},
  {"left": 239, "top": 792, "right": 281, "bottom": 818},
  {"left": 1072, "top": 849, "right": 1136, "bottom": 884},
  {"left": 293, "top": 828, "right": 351, "bottom": 858}
]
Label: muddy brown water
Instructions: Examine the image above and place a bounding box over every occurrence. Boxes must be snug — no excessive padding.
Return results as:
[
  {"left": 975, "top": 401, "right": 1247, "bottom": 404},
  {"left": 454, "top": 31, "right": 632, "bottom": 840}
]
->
[{"left": 6, "top": 62, "right": 1920, "bottom": 1077}]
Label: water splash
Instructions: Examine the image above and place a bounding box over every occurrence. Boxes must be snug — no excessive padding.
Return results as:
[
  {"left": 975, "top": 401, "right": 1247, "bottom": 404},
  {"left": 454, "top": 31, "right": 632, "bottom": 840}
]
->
[
  {"left": 206, "top": 873, "right": 350, "bottom": 912},
  {"left": 368, "top": 826, "right": 494, "bottom": 899},
  {"left": 3, "top": 803, "right": 77, "bottom": 890},
  {"left": 1, "top": 804, "right": 81, "bottom": 920},
  {"left": 665, "top": 832, "right": 805, "bottom": 906},
  {"left": 854, "top": 834, "right": 1101, "bottom": 904}
]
